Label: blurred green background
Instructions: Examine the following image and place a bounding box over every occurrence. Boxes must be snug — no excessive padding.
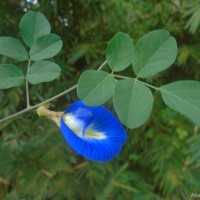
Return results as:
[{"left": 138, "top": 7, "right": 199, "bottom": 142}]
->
[{"left": 0, "top": 0, "right": 200, "bottom": 199}]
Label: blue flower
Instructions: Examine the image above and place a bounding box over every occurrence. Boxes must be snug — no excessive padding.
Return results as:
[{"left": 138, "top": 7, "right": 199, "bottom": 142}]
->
[{"left": 60, "top": 100, "right": 127, "bottom": 162}]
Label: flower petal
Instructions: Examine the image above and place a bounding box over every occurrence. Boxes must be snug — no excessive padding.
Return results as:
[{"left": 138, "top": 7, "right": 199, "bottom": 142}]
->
[{"left": 60, "top": 100, "right": 127, "bottom": 162}]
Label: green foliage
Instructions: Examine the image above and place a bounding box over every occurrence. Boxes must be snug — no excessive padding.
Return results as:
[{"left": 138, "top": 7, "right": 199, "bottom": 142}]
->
[
  {"left": 106, "top": 32, "right": 134, "bottom": 71},
  {"left": 0, "top": 10, "right": 62, "bottom": 89},
  {"left": 132, "top": 30, "right": 177, "bottom": 78},
  {"left": 113, "top": 79, "right": 153, "bottom": 128},
  {"left": 30, "top": 33, "right": 63, "bottom": 61},
  {"left": 0, "top": 64, "right": 24, "bottom": 89},
  {"left": 27, "top": 61, "right": 61, "bottom": 84},
  {"left": 160, "top": 80, "right": 200, "bottom": 126},
  {"left": 77, "top": 70, "right": 116, "bottom": 106},
  {"left": 184, "top": 1, "right": 200, "bottom": 33},
  {"left": 20, "top": 10, "right": 51, "bottom": 47},
  {"left": 1, "top": 1, "right": 200, "bottom": 200},
  {"left": 77, "top": 30, "right": 199, "bottom": 129},
  {"left": 187, "top": 134, "right": 200, "bottom": 167},
  {"left": 0, "top": 37, "right": 28, "bottom": 61}
]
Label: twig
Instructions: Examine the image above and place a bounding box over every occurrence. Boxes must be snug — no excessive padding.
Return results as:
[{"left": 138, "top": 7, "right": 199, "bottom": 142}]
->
[
  {"left": 113, "top": 74, "right": 159, "bottom": 90},
  {"left": 0, "top": 60, "right": 108, "bottom": 123},
  {"left": 113, "top": 74, "right": 129, "bottom": 79},
  {"left": 139, "top": 81, "right": 159, "bottom": 90},
  {"left": 98, "top": 60, "right": 107, "bottom": 70},
  {"left": 0, "top": 84, "right": 77, "bottom": 123}
]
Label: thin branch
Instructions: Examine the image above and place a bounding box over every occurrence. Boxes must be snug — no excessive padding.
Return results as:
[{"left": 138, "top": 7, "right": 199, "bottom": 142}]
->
[
  {"left": 0, "top": 107, "right": 33, "bottom": 123},
  {"left": 113, "top": 74, "right": 130, "bottom": 79},
  {"left": 113, "top": 74, "right": 159, "bottom": 90},
  {"left": 0, "top": 60, "right": 108, "bottom": 123},
  {"left": 36, "top": 84, "right": 78, "bottom": 107},
  {"left": 98, "top": 60, "right": 107, "bottom": 70},
  {"left": 26, "top": 59, "right": 31, "bottom": 107},
  {"left": 0, "top": 84, "right": 77, "bottom": 123},
  {"left": 140, "top": 81, "right": 159, "bottom": 90}
]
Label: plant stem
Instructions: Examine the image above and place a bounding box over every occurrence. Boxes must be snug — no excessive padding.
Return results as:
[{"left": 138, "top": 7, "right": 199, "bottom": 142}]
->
[
  {"left": 0, "top": 84, "right": 77, "bottom": 123},
  {"left": 37, "top": 106, "right": 63, "bottom": 127},
  {"left": 98, "top": 60, "right": 107, "bottom": 70},
  {"left": 113, "top": 74, "right": 130, "bottom": 79},
  {"left": 139, "top": 81, "right": 159, "bottom": 90},
  {"left": 113, "top": 74, "right": 159, "bottom": 90},
  {"left": 0, "top": 60, "right": 108, "bottom": 123},
  {"left": 26, "top": 59, "right": 31, "bottom": 108}
]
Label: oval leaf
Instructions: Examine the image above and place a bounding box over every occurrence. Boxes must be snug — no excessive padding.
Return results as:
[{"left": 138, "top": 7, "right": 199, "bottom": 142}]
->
[
  {"left": 0, "top": 64, "right": 24, "bottom": 89},
  {"left": 20, "top": 11, "right": 51, "bottom": 47},
  {"left": 113, "top": 79, "right": 153, "bottom": 128},
  {"left": 77, "top": 70, "right": 116, "bottom": 106},
  {"left": 106, "top": 32, "right": 134, "bottom": 72},
  {"left": 132, "top": 30, "right": 177, "bottom": 78},
  {"left": 160, "top": 80, "right": 200, "bottom": 127},
  {"left": 30, "top": 34, "right": 63, "bottom": 61},
  {"left": 0, "top": 37, "right": 28, "bottom": 62},
  {"left": 27, "top": 61, "right": 61, "bottom": 84}
]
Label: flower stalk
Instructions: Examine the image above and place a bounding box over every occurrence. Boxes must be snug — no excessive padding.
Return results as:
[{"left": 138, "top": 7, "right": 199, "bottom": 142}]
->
[{"left": 37, "top": 106, "right": 63, "bottom": 127}]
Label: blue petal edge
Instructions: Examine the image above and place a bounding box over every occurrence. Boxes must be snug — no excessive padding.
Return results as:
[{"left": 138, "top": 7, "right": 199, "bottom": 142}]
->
[{"left": 60, "top": 100, "right": 127, "bottom": 162}]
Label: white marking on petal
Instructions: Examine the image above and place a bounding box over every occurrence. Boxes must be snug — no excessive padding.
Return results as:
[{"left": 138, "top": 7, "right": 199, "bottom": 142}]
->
[
  {"left": 84, "top": 127, "right": 106, "bottom": 139},
  {"left": 62, "top": 113, "right": 106, "bottom": 140},
  {"left": 63, "top": 114, "right": 84, "bottom": 137}
]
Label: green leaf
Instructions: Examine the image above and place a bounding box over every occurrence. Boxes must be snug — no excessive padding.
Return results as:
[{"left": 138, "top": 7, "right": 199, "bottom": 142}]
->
[
  {"left": 106, "top": 32, "right": 134, "bottom": 72},
  {"left": 0, "top": 64, "right": 24, "bottom": 89},
  {"left": 27, "top": 61, "right": 61, "bottom": 84},
  {"left": 77, "top": 70, "right": 116, "bottom": 106},
  {"left": 113, "top": 79, "right": 153, "bottom": 128},
  {"left": 30, "top": 34, "right": 63, "bottom": 61},
  {"left": 0, "top": 37, "right": 28, "bottom": 62},
  {"left": 160, "top": 80, "right": 200, "bottom": 127},
  {"left": 132, "top": 30, "right": 177, "bottom": 78},
  {"left": 19, "top": 11, "right": 51, "bottom": 47}
]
